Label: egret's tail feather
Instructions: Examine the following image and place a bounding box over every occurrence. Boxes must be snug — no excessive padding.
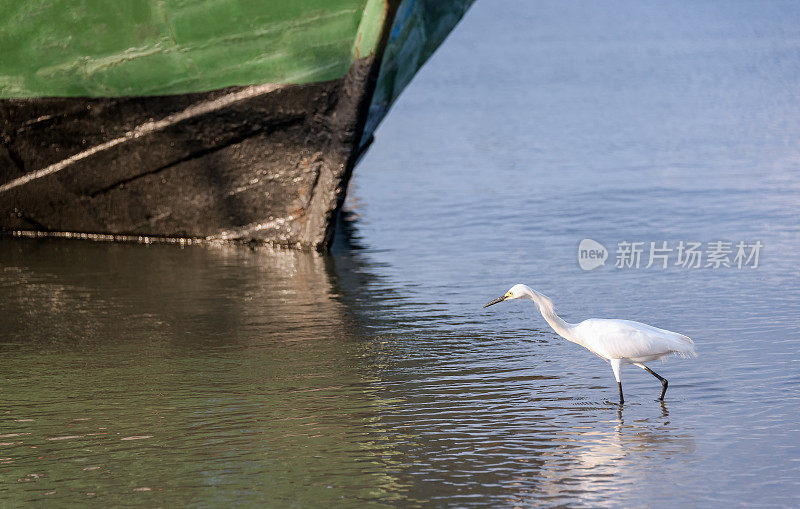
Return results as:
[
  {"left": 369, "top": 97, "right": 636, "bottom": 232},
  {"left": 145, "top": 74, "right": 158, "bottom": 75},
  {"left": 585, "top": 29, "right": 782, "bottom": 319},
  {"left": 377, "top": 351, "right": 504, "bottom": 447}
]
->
[{"left": 673, "top": 334, "right": 697, "bottom": 358}]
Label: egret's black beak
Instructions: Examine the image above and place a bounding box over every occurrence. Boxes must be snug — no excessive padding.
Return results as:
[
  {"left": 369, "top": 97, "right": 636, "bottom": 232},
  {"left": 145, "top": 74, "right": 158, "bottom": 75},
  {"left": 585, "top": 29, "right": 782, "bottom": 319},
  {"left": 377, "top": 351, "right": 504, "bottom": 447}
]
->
[{"left": 483, "top": 295, "right": 507, "bottom": 308}]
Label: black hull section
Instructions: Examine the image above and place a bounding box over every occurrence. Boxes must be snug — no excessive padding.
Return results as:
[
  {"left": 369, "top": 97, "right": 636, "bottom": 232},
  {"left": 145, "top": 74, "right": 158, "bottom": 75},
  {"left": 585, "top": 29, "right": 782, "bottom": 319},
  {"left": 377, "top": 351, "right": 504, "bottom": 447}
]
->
[{"left": 0, "top": 59, "right": 376, "bottom": 250}]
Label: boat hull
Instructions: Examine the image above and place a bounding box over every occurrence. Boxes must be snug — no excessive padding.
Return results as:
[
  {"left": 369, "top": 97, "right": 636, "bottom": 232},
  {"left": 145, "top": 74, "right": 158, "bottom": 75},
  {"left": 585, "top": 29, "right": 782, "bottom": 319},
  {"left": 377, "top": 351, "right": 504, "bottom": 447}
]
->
[
  {"left": 0, "top": 0, "right": 474, "bottom": 249},
  {"left": 1, "top": 59, "right": 375, "bottom": 249}
]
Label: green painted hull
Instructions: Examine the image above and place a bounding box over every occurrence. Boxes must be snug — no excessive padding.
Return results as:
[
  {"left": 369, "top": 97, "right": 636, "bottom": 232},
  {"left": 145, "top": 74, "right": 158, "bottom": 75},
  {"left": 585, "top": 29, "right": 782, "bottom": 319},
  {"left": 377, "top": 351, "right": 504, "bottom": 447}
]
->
[
  {"left": 0, "top": 0, "right": 386, "bottom": 98},
  {"left": 0, "top": 0, "right": 474, "bottom": 249}
]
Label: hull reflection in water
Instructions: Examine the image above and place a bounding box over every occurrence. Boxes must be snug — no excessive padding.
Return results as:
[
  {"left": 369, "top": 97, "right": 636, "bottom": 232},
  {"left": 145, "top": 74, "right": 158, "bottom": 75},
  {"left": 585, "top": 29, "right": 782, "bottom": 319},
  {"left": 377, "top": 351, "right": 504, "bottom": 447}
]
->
[{"left": 0, "top": 239, "right": 403, "bottom": 505}]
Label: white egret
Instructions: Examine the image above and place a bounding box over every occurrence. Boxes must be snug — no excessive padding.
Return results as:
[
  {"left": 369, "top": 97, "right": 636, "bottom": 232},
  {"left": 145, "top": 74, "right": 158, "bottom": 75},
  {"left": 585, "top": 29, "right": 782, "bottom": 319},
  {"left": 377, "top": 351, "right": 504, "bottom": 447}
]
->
[{"left": 484, "top": 284, "right": 696, "bottom": 404}]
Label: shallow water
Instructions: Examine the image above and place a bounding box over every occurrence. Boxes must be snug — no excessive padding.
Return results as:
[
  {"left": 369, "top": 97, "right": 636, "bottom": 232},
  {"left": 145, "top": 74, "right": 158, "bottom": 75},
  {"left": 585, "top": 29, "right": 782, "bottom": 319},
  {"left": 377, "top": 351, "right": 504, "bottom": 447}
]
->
[{"left": 3, "top": 0, "right": 800, "bottom": 506}]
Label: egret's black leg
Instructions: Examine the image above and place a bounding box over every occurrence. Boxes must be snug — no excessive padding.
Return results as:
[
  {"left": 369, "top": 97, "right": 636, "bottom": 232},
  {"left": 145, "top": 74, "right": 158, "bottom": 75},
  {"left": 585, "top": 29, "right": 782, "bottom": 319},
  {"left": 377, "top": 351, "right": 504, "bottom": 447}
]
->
[
  {"left": 641, "top": 365, "right": 669, "bottom": 400},
  {"left": 617, "top": 382, "right": 624, "bottom": 405}
]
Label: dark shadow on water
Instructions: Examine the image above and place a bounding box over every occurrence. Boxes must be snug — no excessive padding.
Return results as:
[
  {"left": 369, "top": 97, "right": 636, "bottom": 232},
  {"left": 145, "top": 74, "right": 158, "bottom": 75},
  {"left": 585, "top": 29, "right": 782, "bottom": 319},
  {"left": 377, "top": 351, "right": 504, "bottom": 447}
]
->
[
  {"left": 0, "top": 207, "right": 392, "bottom": 352},
  {"left": 0, "top": 231, "right": 410, "bottom": 505}
]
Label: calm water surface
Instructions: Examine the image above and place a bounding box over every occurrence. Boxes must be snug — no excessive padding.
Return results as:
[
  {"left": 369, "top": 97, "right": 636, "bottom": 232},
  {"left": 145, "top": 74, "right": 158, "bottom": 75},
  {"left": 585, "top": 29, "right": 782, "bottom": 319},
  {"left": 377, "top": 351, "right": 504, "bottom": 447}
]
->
[{"left": 3, "top": 0, "right": 800, "bottom": 506}]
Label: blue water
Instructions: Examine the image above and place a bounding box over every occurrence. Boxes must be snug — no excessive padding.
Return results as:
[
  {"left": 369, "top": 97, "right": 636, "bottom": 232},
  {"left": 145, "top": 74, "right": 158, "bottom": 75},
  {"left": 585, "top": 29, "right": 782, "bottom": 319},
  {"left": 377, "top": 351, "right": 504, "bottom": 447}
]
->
[
  {"left": 346, "top": 0, "right": 800, "bottom": 504},
  {"left": 2, "top": 0, "right": 799, "bottom": 506}
]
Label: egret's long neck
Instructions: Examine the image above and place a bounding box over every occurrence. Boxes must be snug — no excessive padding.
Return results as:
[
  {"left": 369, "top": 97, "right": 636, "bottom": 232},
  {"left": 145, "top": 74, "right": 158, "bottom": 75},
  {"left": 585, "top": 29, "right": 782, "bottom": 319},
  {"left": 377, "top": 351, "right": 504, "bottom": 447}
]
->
[{"left": 526, "top": 288, "right": 577, "bottom": 342}]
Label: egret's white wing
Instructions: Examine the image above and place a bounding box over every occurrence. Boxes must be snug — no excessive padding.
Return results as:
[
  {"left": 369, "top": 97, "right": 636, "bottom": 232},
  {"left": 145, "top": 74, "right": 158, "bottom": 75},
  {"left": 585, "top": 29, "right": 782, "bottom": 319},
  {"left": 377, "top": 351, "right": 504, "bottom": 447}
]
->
[{"left": 574, "top": 319, "right": 696, "bottom": 361}]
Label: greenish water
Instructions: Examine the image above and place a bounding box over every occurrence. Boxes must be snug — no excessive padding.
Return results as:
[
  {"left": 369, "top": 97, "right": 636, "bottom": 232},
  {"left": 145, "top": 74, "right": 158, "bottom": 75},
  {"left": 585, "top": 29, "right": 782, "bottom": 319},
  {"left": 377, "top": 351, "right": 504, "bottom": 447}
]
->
[
  {"left": 1, "top": 243, "right": 391, "bottom": 505},
  {"left": 3, "top": 0, "right": 800, "bottom": 506}
]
